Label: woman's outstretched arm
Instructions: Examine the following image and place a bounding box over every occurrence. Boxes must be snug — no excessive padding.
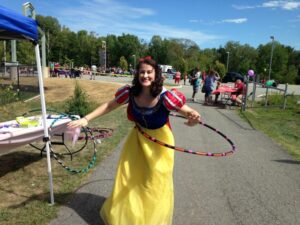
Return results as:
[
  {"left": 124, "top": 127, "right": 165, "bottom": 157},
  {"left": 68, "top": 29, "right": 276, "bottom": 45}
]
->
[
  {"left": 178, "top": 104, "right": 201, "bottom": 126},
  {"left": 67, "top": 99, "right": 121, "bottom": 128}
]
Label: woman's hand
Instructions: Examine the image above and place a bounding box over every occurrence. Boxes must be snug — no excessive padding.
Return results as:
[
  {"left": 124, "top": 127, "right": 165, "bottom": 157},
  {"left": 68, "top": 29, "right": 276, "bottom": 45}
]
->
[
  {"left": 184, "top": 110, "right": 201, "bottom": 126},
  {"left": 67, "top": 117, "right": 88, "bottom": 128}
]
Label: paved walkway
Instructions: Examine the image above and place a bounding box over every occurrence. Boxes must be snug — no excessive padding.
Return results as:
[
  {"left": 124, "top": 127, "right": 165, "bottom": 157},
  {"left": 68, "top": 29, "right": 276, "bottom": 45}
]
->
[{"left": 50, "top": 79, "right": 300, "bottom": 225}]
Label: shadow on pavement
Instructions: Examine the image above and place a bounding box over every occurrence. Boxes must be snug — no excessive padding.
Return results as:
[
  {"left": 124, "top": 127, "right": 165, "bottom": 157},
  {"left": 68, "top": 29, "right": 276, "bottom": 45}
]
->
[
  {"left": 9, "top": 192, "right": 106, "bottom": 225},
  {"left": 273, "top": 159, "right": 300, "bottom": 165}
]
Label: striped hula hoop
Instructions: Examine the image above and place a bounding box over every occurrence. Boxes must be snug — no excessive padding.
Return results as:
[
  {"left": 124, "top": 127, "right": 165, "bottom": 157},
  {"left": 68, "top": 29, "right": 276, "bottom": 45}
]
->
[{"left": 135, "top": 113, "right": 236, "bottom": 157}]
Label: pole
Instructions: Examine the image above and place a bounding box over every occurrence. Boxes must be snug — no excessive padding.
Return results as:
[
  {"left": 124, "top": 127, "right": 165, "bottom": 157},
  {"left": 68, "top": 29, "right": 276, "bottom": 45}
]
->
[
  {"left": 268, "top": 36, "right": 275, "bottom": 81},
  {"left": 102, "top": 41, "right": 106, "bottom": 72},
  {"left": 131, "top": 55, "right": 136, "bottom": 77},
  {"left": 35, "top": 44, "right": 54, "bottom": 205},
  {"left": 3, "top": 41, "right": 6, "bottom": 77},
  {"left": 23, "top": 2, "right": 47, "bottom": 77},
  {"left": 133, "top": 55, "right": 136, "bottom": 69},
  {"left": 242, "top": 76, "right": 248, "bottom": 111},
  {"left": 251, "top": 74, "right": 258, "bottom": 108},
  {"left": 283, "top": 84, "right": 288, "bottom": 109},
  {"left": 226, "top": 51, "right": 230, "bottom": 71},
  {"left": 10, "top": 40, "right": 17, "bottom": 81}
]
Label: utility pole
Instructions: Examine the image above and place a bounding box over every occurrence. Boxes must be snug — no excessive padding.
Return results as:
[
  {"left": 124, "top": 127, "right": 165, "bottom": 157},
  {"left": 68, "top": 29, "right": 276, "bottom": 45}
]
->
[
  {"left": 132, "top": 55, "right": 136, "bottom": 69},
  {"left": 102, "top": 40, "right": 106, "bottom": 72},
  {"left": 23, "top": 2, "right": 48, "bottom": 77},
  {"left": 226, "top": 51, "right": 230, "bottom": 71},
  {"left": 3, "top": 41, "right": 6, "bottom": 77},
  {"left": 268, "top": 36, "right": 275, "bottom": 81}
]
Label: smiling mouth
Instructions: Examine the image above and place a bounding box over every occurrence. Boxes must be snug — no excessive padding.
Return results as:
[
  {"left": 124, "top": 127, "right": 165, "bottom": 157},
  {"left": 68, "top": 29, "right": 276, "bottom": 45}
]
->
[{"left": 141, "top": 78, "right": 151, "bottom": 82}]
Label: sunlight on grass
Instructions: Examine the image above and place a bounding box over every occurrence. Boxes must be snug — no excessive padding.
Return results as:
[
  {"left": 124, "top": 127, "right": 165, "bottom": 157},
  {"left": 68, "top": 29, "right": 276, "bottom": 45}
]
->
[
  {"left": 0, "top": 100, "right": 132, "bottom": 225},
  {"left": 241, "top": 95, "right": 300, "bottom": 160}
]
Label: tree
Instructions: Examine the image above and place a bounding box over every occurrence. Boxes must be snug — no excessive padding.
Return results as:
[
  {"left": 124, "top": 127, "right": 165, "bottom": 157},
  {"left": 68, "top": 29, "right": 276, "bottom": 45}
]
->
[
  {"left": 119, "top": 56, "right": 128, "bottom": 71},
  {"left": 9, "top": 13, "right": 299, "bottom": 84},
  {"left": 214, "top": 60, "right": 226, "bottom": 78},
  {"left": 117, "top": 34, "right": 142, "bottom": 66},
  {"left": 17, "top": 41, "right": 35, "bottom": 65},
  {"left": 36, "top": 15, "right": 61, "bottom": 62},
  {"left": 148, "top": 35, "right": 167, "bottom": 63}
]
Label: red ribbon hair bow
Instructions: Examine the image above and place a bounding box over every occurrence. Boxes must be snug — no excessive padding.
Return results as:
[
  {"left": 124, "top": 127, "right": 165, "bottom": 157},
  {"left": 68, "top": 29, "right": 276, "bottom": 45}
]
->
[{"left": 139, "top": 56, "right": 152, "bottom": 62}]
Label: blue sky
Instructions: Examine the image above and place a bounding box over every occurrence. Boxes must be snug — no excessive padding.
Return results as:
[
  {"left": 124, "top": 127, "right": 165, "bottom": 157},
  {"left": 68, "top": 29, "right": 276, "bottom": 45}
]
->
[{"left": 2, "top": 0, "right": 300, "bottom": 49}]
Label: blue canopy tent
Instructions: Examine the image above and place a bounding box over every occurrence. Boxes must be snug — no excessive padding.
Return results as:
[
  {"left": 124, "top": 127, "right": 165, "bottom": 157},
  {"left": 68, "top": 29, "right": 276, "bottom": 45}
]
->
[{"left": 0, "top": 5, "right": 54, "bottom": 204}]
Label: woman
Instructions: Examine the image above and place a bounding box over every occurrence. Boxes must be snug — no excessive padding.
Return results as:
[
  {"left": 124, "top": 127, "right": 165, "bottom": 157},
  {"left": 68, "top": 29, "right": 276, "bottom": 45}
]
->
[
  {"left": 203, "top": 69, "right": 220, "bottom": 105},
  {"left": 230, "top": 79, "right": 245, "bottom": 106},
  {"left": 68, "top": 56, "right": 201, "bottom": 225},
  {"left": 191, "top": 68, "right": 201, "bottom": 101}
]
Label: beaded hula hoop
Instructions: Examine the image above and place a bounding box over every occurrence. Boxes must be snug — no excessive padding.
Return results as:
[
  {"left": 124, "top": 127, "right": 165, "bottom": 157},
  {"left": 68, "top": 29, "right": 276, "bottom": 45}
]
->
[{"left": 136, "top": 112, "right": 236, "bottom": 157}]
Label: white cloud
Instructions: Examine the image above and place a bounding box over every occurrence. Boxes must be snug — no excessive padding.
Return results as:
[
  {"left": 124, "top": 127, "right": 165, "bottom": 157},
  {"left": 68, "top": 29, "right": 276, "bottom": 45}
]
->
[
  {"left": 233, "top": 1, "right": 300, "bottom": 11},
  {"left": 232, "top": 5, "right": 258, "bottom": 10},
  {"left": 187, "top": 18, "right": 247, "bottom": 25},
  {"left": 54, "top": 0, "right": 221, "bottom": 45},
  {"left": 221, "top": 18, "right": 248, "bottom": 24},
  {"left": 189, "top": 19, "right": 200, "bottom": 23}
]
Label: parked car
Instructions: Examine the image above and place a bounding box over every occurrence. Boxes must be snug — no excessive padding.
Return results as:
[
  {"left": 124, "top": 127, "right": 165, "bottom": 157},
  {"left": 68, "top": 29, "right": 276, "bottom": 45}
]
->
[
  {"left": 162, "top": 68, "right": 177, "bottom": 79},
  {"left": 222, "top": 72, "right": 244, "bottom": 83}
]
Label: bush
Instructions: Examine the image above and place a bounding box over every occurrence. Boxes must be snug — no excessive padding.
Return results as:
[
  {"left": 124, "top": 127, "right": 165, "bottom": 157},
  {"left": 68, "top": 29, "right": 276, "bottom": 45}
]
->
[
  {"left": 65, "top": 82, "right": 92, "bottom": 117},
  {"left": 0, "top": 84, "right": 19, "bottom": 105}
]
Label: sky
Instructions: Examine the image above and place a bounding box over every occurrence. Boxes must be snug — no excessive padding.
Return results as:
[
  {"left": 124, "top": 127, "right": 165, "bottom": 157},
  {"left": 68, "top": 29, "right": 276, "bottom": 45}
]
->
[{"left": 1, "top": 0, "right": 300, "bottom": 50}]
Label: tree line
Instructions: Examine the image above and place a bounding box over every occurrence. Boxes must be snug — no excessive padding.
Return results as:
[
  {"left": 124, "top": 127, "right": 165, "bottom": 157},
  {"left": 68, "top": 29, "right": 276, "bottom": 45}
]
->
[{"left": 0, "top": 14, "right": 299, "bottom": 84}]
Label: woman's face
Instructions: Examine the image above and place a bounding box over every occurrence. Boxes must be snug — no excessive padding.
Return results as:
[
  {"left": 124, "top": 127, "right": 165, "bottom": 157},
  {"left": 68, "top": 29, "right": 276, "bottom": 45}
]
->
[{"left": 138, "top": 63, "right": 155, "bottom": 87}]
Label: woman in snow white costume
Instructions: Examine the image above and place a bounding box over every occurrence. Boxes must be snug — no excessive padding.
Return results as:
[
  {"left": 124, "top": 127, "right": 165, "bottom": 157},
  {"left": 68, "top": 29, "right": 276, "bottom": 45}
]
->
[{"left": 68, "top": 56, "right": 201, "bottom": 225}]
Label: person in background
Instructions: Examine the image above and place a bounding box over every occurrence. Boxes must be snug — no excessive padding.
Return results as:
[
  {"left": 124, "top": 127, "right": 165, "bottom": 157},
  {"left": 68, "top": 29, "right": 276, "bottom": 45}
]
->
[
  {"left": 191, "top": 68, "right": 201, "bottom": 101},
  {"left": 90, "top": 65, "right": 97, "bottom": 80},
  {"left": 265, "top": 79, "right": 278, "bottom": 88},
  {"left": 68, "top": 56, "right": 201, "bottom": 225},
  {"left": 174, "top": 71, "right": 181, "bottom": 84},
  {"left": 230, "top": 79, "right": 245, "bottom": 106},
  {"left": 201, "top": 70, "right": 206, "bottom": 84},
  {"left": 183, "top": 72, "right": 188, "bottom": 85},
  {"left": 203, "top": 69, "right": 220, "bottom": 105},
  {"left": 214, "top": 81, "right": 221, "bottom": 104}
]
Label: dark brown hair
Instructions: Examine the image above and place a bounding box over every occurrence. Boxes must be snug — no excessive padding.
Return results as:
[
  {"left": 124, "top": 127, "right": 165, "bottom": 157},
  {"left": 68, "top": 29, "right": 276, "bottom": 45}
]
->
[{"left": 131, "top": 57, "right": 163, "bottom": 97}]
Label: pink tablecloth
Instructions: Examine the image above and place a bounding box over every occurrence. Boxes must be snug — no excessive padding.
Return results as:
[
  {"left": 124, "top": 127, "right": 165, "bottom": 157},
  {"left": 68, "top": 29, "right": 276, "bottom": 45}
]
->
[
  {"left": 0, "top": 115, "right": 73, "bottom": 154},
  {"left": 212, "top": 85, "right": 237, "bottom": 94}
]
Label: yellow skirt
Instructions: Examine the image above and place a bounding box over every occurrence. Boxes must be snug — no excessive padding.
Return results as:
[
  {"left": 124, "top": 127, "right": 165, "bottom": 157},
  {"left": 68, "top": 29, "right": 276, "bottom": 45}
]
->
[{"left": 100, "top": 124, "right": 175, "bottom": 225}]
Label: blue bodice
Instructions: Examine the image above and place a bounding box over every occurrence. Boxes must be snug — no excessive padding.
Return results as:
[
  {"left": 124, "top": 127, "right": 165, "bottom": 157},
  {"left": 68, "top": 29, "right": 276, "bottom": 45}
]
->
[{"left": 128, "top": 94, "right": 170, "bottom": 129}]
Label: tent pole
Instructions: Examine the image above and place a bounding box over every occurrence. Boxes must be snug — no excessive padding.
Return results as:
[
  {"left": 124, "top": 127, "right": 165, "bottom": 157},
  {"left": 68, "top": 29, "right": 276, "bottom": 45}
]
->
[{"left": 35, "top": 44, "right": 54, "bottom": 205}]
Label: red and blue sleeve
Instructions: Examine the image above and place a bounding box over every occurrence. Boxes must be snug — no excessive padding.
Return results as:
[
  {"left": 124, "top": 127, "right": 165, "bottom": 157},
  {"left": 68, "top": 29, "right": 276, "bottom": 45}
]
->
[
  {"left": 163, "top": 88, "right": 186, "bottom": 111},
  {"left": 114, "top": 85, "right": 130, "bottom": 104}
]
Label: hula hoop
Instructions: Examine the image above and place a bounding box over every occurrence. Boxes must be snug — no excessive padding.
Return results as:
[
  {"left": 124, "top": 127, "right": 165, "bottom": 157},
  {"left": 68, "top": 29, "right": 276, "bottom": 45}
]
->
[
  {"left": 21, "top": 110, "right": 98, "bottom": 173},
  {"left": 136, "top": 112, "right": 236, "bottom": 157},
  {"left": 78, "top": 127, "right": 113, "bottom": 140}
]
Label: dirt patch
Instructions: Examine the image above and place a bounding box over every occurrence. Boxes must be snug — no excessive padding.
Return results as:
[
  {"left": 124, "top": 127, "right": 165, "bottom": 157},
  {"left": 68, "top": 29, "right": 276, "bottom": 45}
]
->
[
  {"left": 43, "top": 78, "right": 123, "bottom": 103},
  {"left": 1, "top": 77, "right": 123, "bottom": 103},
  {"left": 1, "top": 77, "right": 124, "bottom": 103}
]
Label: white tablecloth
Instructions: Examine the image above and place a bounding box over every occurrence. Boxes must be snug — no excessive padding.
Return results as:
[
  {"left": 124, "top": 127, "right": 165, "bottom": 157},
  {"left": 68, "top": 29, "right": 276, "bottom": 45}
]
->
[{"left": 0, "top": 115, "right": 73, "bottom": 154}]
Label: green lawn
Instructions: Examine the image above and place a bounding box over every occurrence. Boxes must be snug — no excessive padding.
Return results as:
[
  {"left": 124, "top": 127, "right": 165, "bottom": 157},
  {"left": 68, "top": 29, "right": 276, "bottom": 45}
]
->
[
  {"left": 1, "top": 92, "right": 299, "bottom": 225},
  {"left": 241, "top": 94, "right": 300, "bottom": 160},
  {"left": 0, "top": 100, "right": 132, "bottom": 225}
]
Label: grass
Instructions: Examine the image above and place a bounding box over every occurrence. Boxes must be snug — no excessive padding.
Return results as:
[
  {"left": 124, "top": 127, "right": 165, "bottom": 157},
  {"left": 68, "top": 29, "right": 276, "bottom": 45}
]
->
[
  {"left": 0, "top": 78, "right": 299, "bottom": 224},
  {"left": 0, "top": 79, "right": 133, "bottom": 225},
  {"left": 0, "top": 102, "right": 132, "bottom": 225},
  {"left": 240, "top": 94, "right": 300, "bottom": 160}
]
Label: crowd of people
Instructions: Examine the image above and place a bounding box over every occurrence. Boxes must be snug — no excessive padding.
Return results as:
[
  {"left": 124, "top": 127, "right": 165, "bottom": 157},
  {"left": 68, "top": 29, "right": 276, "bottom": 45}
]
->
[
  {"left": 171, "top": 67, "right": 245, "bottom": 106},
  {"left": 49, "top": 64, "right": 134, "bottom": 79}
]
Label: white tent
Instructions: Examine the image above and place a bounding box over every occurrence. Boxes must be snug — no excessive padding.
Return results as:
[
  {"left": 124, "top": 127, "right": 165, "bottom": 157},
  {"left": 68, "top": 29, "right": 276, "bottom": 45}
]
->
[{"left": 0, "top": 5, "right": 55, "bottom": 204}]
